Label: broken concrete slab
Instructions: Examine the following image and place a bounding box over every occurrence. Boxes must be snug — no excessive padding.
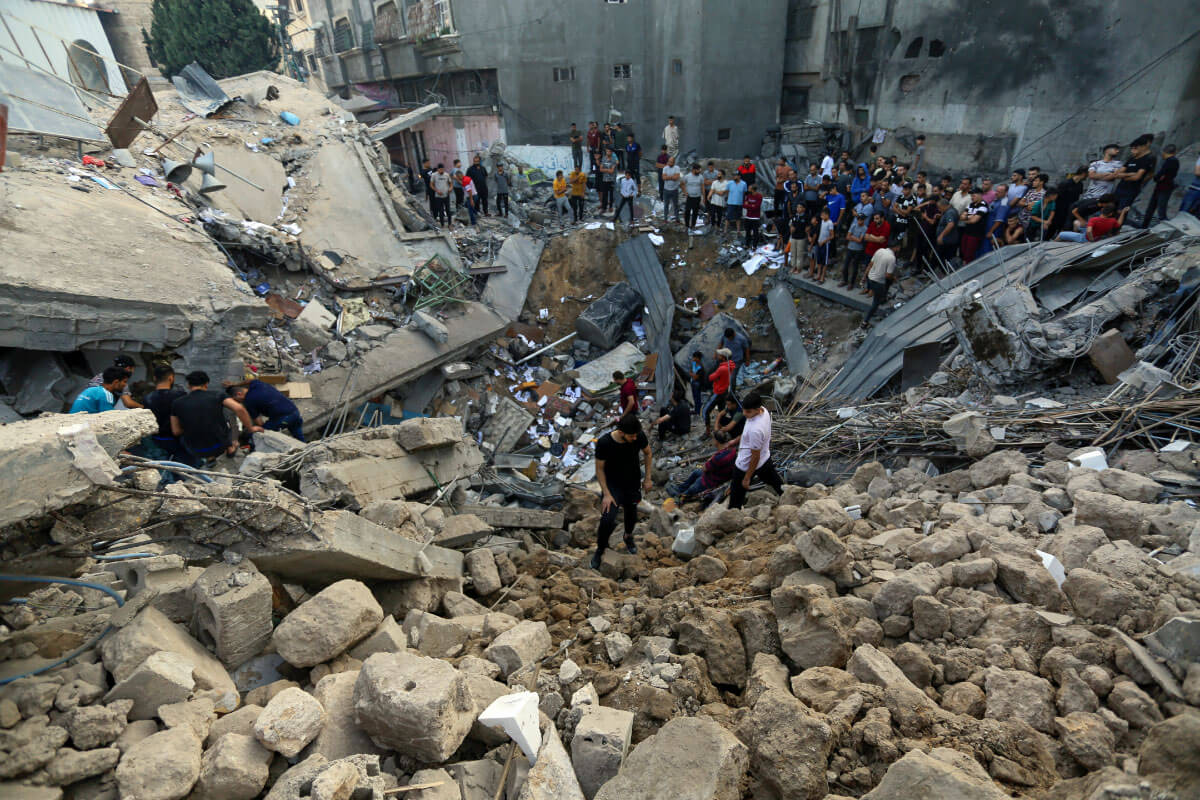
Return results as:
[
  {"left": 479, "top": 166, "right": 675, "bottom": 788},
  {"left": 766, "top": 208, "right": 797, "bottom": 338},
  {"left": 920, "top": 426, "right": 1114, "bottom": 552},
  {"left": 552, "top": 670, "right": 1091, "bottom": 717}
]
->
[
  {"left": 236, "top": 510, "right": 464, "bottom": 584},
  {"left": 189, "top": 561, "right": 273, "bottom": 669},
  {"left": 571, "top": 705, "right": 634, "bottom": 799},
  {"left": 575, "top": 342, "right": 646, "bottom": 396},
  {"left": 481, "top": 234, "right": 545, "bottom": 321},
  {"left": 299, "top": 442, "right": 484, "bottom": 507},
  {"left": 766, "top": 284, "right": 811, "bottom": 378},
  {"left": 0, "top": 410, "right": 157, "bottom": 528},
  {"left": 518, "top": 722, "right": 584, "bottom": 800},
  {"left": 307, "top": 671, "right": 385, "bottom": 761},
  {"left": 456, "top": 505, "right": 565, "bottom": 530},
  {"left": 673, "top": 312, "right": 750, "bottom": 376},
  {"left": 593, "top": 716, "right": 748, "bottom": 800},
  {"left": 272, "top": 579, "right": 384, "bottom": 668},
  {"left": 394, "top": 416, "right": 464, "bottom": 451},
  {"left": 103, "top": 650, "right": 195, "bottom": 720},
  {"left": 481, "top": 397, "right": 535, "bottom": 453}
]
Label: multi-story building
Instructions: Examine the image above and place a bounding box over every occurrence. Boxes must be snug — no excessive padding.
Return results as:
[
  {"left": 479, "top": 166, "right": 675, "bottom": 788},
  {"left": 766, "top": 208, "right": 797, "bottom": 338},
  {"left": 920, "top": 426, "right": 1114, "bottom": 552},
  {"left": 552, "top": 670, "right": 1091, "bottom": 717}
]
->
[{"left": 306, "top": 0, "right": 790, "bottom": 164}]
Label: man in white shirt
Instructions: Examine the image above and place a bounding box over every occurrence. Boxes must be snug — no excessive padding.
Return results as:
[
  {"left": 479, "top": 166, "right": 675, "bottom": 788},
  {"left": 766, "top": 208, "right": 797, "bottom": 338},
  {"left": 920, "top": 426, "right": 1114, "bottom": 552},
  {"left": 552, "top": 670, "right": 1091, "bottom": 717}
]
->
[
  {"left": 862, "top": 245, "right": 897, "bottom": 327},
  {"left": 662, "top": 116, "right": 680, "bottom": 160},
  {"left": 727, "top": 391, "right": 783, "bottom": 508},
  {"left": 820, "top": 151, "right": 835, "bottom": 179},
  {"left": 614, "top": 169, "right": 639, "bottom": 225},
  {"left": 1084, "top": 144, "right": 1123, "bottom": 200}
]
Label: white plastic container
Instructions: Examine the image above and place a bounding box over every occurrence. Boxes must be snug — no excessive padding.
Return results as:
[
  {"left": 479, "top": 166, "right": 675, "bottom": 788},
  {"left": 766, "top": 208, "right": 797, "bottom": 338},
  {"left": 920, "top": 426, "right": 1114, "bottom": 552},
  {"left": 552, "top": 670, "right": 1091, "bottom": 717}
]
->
[{"left": 478, "top": 691, "right": 542, "bottom": 764}]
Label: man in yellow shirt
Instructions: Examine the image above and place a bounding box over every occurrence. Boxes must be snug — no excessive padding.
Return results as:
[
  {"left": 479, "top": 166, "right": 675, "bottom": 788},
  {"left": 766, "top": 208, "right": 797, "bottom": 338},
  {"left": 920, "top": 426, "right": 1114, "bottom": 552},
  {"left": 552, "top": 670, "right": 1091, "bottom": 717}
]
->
[
  {"left": 568, "top": 166, "right": 588, "bottom": 223},
  {"left": 553, "top": 170, "right": 570, "bottom": 221}
]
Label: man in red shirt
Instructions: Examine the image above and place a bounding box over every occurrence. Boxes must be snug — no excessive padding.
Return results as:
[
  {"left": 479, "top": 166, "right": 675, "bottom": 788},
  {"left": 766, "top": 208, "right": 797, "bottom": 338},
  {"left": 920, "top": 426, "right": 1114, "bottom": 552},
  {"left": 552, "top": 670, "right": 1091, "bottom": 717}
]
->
[
  {"left": 703, "top": 348, "right": 735, "bottom": 435},
  {"left": 743, "top": 185, "right": 764, "bottom": 248},
  {"left": 1056, "top": 204, "right": 1128, "bottom": 242},
  {"left": 862, "top": 211, "right": 892, "bottom": 295},
  {"left": 737, "top": 155, "right": 756, "bottom": 185},
  {"left": 614, "top": 370, "right": 639, "bottom": 416},
  {"left": 586, "top": 121, "right": 602, "bottom": 171}
]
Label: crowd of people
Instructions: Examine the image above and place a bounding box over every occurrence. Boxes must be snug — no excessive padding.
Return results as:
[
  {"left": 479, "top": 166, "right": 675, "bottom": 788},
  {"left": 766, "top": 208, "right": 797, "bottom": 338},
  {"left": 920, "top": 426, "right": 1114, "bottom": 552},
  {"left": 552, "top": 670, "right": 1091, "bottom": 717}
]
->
[{"left": 69, "top": 356, "right": 306, "bottom": 471}]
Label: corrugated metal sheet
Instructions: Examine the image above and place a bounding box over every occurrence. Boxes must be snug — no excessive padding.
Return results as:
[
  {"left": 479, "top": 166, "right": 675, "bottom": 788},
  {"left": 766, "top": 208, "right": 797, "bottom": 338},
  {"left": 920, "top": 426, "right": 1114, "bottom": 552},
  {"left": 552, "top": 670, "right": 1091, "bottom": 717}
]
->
[
  {"left": 0, "top": 61, "right": 103, "bottom": 140},
  {"left": 0, "top": 2, "right": 125, "bottom": 94},
  {"left": 171, "top": 62, "right": 231, "bottom": 117},
  {"left": 825, "top": 227, "right": 1180, "bottom": 400},
  {"left": 617, "top": 234, "right": 675, "bottom": 404}
]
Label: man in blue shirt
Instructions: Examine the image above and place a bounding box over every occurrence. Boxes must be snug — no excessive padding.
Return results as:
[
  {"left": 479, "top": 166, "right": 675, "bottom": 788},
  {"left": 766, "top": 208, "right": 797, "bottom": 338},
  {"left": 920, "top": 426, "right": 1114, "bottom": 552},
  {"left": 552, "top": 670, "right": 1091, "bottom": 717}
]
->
[
  {"left": 825, "top": 186, "right": 846, "bottom": 226},
  {"left": 227, "top": 379, "right": 305, "bottom": 441},
  {"left": 624, "top": 134, "right": 642, "bottom": 184},
  {"left": 70, "top": 367, "right": 128, "bottom": 413},
  {"left": 725, "top": 174, "right": 747, "bottom": 234}
]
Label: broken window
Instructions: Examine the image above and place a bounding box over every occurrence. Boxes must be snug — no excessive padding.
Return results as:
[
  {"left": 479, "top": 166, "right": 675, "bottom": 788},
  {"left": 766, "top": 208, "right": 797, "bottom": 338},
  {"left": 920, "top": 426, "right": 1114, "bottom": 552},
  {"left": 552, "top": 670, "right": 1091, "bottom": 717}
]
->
[
  {"left": 905, "top": 36, "right": 923, "bottom": 58},
  {"left": 786, "top": 2, "right": 816, "bottom": 39},
  {"left": 553, "top": 67, "right": 575, "bottom": 82},
  {"left": 929, "top": 39, "right": 946, "bottom": 57},
  {"left": 612, "top": 63, "right": 631, "bottom": 79},
  {"left": 717, "top": 128, "right": 731, "bottom": 142},
  {"left": 375, "top": 2, "right": 405, "bottom": 43},
  {"left": 781, "top": 86, "right": 809, "bottom": 119},
  {"left": 333, "top": 18, "right": 354, "bottom": 52}
]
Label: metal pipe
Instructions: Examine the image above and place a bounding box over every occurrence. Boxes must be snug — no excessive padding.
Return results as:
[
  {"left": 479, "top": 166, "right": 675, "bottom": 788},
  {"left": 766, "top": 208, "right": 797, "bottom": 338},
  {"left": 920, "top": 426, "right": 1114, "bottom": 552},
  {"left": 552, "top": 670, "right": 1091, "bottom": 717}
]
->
[{"left": 516, "top": 332, "right": 577, "bottom": 365}]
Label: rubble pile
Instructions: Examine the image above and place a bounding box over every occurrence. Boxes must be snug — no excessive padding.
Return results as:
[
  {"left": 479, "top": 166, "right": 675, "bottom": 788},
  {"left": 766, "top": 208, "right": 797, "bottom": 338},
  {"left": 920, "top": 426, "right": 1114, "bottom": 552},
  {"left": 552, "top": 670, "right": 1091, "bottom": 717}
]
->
[{"left": 2, "top": 401, "right": 1199, "bottom": 800}]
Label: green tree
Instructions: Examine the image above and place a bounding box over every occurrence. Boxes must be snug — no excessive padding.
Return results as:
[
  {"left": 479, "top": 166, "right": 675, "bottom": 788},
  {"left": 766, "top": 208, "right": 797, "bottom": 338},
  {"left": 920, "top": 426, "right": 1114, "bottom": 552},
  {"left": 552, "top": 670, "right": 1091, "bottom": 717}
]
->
[{"left": 144, "top": 0, "right": 279, "bottom": 80}]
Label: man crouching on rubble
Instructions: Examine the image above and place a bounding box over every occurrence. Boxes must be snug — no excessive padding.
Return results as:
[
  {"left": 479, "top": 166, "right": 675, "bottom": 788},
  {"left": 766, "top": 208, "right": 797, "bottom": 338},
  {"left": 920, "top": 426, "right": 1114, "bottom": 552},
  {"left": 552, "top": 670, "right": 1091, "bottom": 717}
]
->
[{"left": 591, "top": 413, "right": 652, "bottom": 569}]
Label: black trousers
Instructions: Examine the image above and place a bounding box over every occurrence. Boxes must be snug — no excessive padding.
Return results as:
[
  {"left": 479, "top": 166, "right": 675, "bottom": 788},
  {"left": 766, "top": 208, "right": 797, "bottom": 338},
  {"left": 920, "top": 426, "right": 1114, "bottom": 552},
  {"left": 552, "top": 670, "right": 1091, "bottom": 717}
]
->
[
  {"left": 570, "top": 195, "right": 584, "bottom": 222},
  {"left": 864, "top": 278, "right": 889, "bottom": 323},
  {"left": 573, "top": 150, "right": 583, "bottom": 170},
  {"left": 729, "top": 457, "right": 783, "bottom": 508},
  {"left": 614, "top": 195, "right": 635, "bottom": 222},
  {"left": 685, "top": 196, "right": 702, "bottom": 228},
  {"left": 477, "top": 190, "right": 489, "bottom": 215},
  {"left": 496, "top": 193, "right": 509, "bottom": 216},
  {"left": 432, "top": 196, "right": 451, "bottom": 225},
  {"left": 453, "top": 187, "right": 464, "bottom": 210},
  {"left": 744, "top": 219, "right": 761, "bottom": 248},
  {"left": 596, "top": 484, "right": 640, "bottom": 555},
  {"left": 598, "top": 183, "right": 613, "bottom": 212},
  {"left": 1142, "top": 188, "right": 1172, "bottom": 227}
]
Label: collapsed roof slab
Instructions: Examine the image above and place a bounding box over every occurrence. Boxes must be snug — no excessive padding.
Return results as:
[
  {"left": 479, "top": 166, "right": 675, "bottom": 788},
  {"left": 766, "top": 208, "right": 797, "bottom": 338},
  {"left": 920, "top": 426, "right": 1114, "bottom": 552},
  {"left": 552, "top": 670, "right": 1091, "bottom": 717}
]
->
[
  {"left": 295, "top": 301, "right": 509, "bottom": 436},
  {"left": 0, "top": 173, "right": 266, "bottom": 379}
]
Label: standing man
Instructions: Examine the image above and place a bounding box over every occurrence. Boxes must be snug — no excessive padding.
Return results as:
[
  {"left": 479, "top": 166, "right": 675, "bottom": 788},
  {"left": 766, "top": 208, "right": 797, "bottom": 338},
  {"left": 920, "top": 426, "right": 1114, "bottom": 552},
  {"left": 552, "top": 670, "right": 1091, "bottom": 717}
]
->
[
  {"left": 613, "top": 123, "right": 626, "bottom": 171},
  {"left": 1142, "top": 144, "right": 1179, "bottom": 227},
  {"left": 725, "top": 171, "right": 747, "bottom": 235},
  {"left": 171, "top": 371, "right": 261, "bottom": 463},
  {"left": 70, "top": 367, "right": 128, "bottom": 414},
  {"left": 462, "top": 175, "right": 479, "bottom": 226},
  {"left": 1114, "top": 134, "right": 1155, "bottom": 211},
  {"left": 226, "top": 378, "right": 306, "bottom": 441},
  {"left": 614, "top": 168, "right": 638, "bottom": 225},
  {"left": 451, "top": 159, "right": 466, "bottom": 212},
  {"left": 960, "top": 187, "right": 989, "bottom": 264},
  {"left": 142, "top": 365, "right": 188, "bottom": 463},
  {"left": 722, "top": 326, "right": 751, "bottom": 388},
  {"left": 466, "top": 156, "right": 489, "bottom": 216},
  {"left": 568, "top": 164, "right": 588, "bottom": 223},
  {"left": 934, "top": 198, "right": 961, "bottom": 265},
  {"left": 707, "top": 168, "right": 728, "bottom": 232},
  {"left": 819, "top": 150, "right": 835, "bottom": 179},
  {"left": 590, "top": 414, "right": 652, "bottom": 567},
  {"left": 743, "top": 182, "right": 764, "bottom": 247},
  {"left": 421, "top": 158, "right": 434, "bottom": 214},
  {"left": 1083, "top": 144, "right": 1123, "bottom": 201},
  {"left": 655, "top": 146, "right": 670, "bottom": 200},
  {"left": 568, "top": 123, "right": 584, "bottom": 171},
  {"left": 727, "top": 392, "right": 783, "bottom": 509},
  {"left": 430, "top": 163, "right": 453, "bottom": 227},
  {"left": 703, "top": 348, "right": 735, "bottom": 434},
  {"left": 682, "top": 163, "right": 705, "bottom": 229},
  {"left": 661, "top": 156, "right": 682, "bottom": 222},
  {"left": 587, "top": 121, "right": 602, "bottom": 171},
  {"left": 662, "top": 115, "right": 680, "bottom": 161},
  {"left": 598, "top": 148, "right": 617, "bottom": 215},
  {"left": 912, "top": 134, "right": 926, "bottom": 173},
  {"left": 614, "top": 370, "right": 639, "bottom": 416},
  {"left": 553, "top": 170, "right": 571, "bottom": 221},
  {"left": 702, "top": 161, "right": 721, "bottom": 224},
  {"left": 840, "top": 212, "right": 869, "bottom": 288},
  {"left": 494, "top": 164, "right": 511, "bottom": 217},
  {"left": 861, "top": 245, "right": 897, "bottom": 327},
  {"left": 737, "top": 155, "right": 756, "bottom": 185},
  {"left": 625, "top": 134, "right": 643, "bottom": 184},
  {"left": 773, "top": 158, "right": 790, "bottom": 219}
]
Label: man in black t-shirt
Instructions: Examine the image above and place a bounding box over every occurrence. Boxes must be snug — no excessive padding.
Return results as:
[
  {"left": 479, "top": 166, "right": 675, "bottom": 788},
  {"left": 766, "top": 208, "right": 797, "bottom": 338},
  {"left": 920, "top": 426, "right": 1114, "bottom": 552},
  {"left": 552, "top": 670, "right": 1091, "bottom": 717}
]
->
[
  {"left": 591, "top": 414, "right": 652, "bottom": 569},
  {"left": 171, "top": 371, "right": 262, "bottom": 464},
  {"left": 1114, "top": 135, "right": 1156, "bottom": 210},
  {"left": 143, "top": 364, "right": 189, "bottom": 465},
  {"left": 653, "top": 389, "right": 691, "bottom": 440}
]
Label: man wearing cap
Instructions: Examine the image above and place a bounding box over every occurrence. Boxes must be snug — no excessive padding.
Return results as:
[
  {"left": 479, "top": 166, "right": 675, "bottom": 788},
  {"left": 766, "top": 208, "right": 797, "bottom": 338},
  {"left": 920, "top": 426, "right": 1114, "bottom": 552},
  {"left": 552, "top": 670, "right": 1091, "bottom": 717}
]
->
[{"left": 87, "top": 355, "right": 143, "bottom": 408}]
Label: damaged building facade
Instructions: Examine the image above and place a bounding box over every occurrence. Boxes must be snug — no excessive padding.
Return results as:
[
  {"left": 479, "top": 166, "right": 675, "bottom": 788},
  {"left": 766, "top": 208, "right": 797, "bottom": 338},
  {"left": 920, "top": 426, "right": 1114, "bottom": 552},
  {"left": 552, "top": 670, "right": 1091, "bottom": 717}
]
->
[
  {"left": 781, "top": 0, "right": 1200, "bottom": 173},
  {"left": 307, "top": 0, "right": 788, "bottom": 159}
]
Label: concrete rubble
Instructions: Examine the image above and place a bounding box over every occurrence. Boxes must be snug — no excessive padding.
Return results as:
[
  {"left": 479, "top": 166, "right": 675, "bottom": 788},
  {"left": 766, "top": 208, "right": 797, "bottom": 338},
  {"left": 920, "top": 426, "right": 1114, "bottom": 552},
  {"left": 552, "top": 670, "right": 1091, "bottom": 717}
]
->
[{"left": 3, "top": 59, "right": 1200, "bottom": 800}]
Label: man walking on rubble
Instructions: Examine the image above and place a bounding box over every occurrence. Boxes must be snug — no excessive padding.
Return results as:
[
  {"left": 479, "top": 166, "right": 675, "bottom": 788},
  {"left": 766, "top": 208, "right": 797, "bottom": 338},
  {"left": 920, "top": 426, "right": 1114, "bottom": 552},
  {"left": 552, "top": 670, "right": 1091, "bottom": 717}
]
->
[
  {"left": 614, "top": 168, "right": 638, "bottom": 225},
  {"left": 494, "top": 164, "right": 511, "bottom": 218},
  {"left": 726, "top": 391, "right": 783, "bottom": 509},
  {"left": 451, "top": 159, "right": 466, "bottom": 211},
  {"left": 663, "top": 116, "right": 680, "bottom": 161},
  {"left": 591, "top": 413, "right": 652, "bottom": 568},
  {"left": 568, "top": 164, "right": 588, "bottom": 223},
  {"left": 467, "top": 156, "right": 490, "bottom": 216},
  {"left": 226, "top": 377, "right": 306, "bottom": 442},
  {"left": 683, "top": 162, "right": 705, "bottom": 230},
  {"left": 71, "top": 367, "right": 129, "bottom": 414},
  {"left": 172, "top": 371, "right": 262, "bottom": 464}
]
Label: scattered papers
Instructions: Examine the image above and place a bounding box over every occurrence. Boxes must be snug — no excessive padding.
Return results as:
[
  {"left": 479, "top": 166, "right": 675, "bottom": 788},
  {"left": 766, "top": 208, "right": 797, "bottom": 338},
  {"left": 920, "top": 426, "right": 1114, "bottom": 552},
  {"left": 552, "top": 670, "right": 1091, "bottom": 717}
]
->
[
  {"left": 648, "top": 233, "right": 665, "bottom": 246},
  {"left": 735, "top": 297, "right": 747, "bottom": 310}
]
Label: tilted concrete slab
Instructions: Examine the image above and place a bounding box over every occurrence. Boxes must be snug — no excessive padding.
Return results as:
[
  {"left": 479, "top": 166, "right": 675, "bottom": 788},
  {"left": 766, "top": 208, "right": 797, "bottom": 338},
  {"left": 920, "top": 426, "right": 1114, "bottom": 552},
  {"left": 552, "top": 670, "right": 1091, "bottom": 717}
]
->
[
  {"left": 297, "top": 301, "right": 509, "bottom": 435},
  {"left": 299, "top": 440, "right": 484, "bottom": 508},
  {"left": 456, "top": 506, "right": 565, "bottom": 530},
  {"left": 766, "top": 284, "right": 811, "bottom": 377},
  {"left": 0, "top": 410, "right": 157, "bottom": 528},
  {"left": 235, "top": 510, "right": 463, "bottom": 583},
  {"left": 0, "top": 173, "right": 265, "bottom": 377},
  {"left": 481, "top": 234, "right": 545, "bottom": 321}
]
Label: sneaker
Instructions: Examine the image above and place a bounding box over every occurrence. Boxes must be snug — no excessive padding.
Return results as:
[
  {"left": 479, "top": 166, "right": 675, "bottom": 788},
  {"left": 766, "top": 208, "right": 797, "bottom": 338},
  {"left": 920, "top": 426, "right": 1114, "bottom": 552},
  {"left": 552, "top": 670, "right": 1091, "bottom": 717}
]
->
[
  {"left": 589, "top": 551, "right": 602, "bottom": 570},
  {"left": 624, "top": 537, "right": 638, "bottom": 555}
]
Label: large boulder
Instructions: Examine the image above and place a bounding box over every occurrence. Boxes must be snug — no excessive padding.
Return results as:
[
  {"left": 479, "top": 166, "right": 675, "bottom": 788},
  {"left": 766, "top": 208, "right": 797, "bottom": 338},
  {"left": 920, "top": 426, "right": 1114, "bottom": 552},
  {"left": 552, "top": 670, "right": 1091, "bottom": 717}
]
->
[
  {"left": 254, "top": 686, "right": 326, "bottom": 758},
  {"left": 984, "top": 668, "right": 1055, "bottom": 734},
  {"left": 307, "top": 671, "right": 384, "bottom": 760},
  {"left": 772, "top": 583, "right": 852, "bottom": 670},
  {"left": 862, "top": 748, "right": 1007, "bottom": 799},
  {"left": 872, "top": 563, "right": 944, "bottom": 619},
  {"left": 353, "top": 652, "right": 474, "bottom": 762},
  {"left": 483, "top": 621, "right": 551, "bottom": 678},
  {"left": 194, "top": 732, "right": 273, "bottom": 800},
  {"left": 272, "top": 580, "right": 384, "bottom": 668},
  {"left": 739, "top": 689, "right": 833, "bottom": 800},
  {"left": 1073, "top": 490, "right": 1166, "bottom": 544},
  {"left": 593, "top": 716, "right": 747, "bottom": 800},
  {"left": 676, "top": 608, "right": 747, "bottom": 688},
  {"left": 115, "top": 726, "right": 203, "bottom": 800}
]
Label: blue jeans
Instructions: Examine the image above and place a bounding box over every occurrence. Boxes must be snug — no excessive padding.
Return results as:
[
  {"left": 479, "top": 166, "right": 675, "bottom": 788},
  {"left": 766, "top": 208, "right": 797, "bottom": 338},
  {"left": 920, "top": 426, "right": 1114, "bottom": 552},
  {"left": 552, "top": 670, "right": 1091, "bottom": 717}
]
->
[
  {"left": 669, "top": 469, "right": 704, "bottom": 498},
  {"left": 1181, "top": 186, "right": 1200, "bottom": 215},
  {"left": 690, "top": 378, "right": 702, "bottom": 414},
  {"left": 265, "top": 412, "right": 306, "bottom": 442},
  {"left": 1057, "top": 231, "right": 1086, "bottom": 242}
]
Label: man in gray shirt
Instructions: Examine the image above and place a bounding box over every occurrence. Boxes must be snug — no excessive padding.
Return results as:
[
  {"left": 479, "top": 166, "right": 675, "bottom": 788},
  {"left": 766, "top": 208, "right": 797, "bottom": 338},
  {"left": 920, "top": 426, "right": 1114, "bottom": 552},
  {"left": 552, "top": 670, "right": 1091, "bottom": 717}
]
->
[
  {"left": 682, "top": 163, "right": 705, "bottom": 229},
  {"left": 841, "top": 212, "right": 869, "bottom": 287},
  {"left": 661, "top": 157, "right": 682, "bottom": 222},
  {"left": 721, "top": 326, "right": 751, "bottom": 388},
  {"left": 494, "top": 164, "right": 511, "bottom": 217}
]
